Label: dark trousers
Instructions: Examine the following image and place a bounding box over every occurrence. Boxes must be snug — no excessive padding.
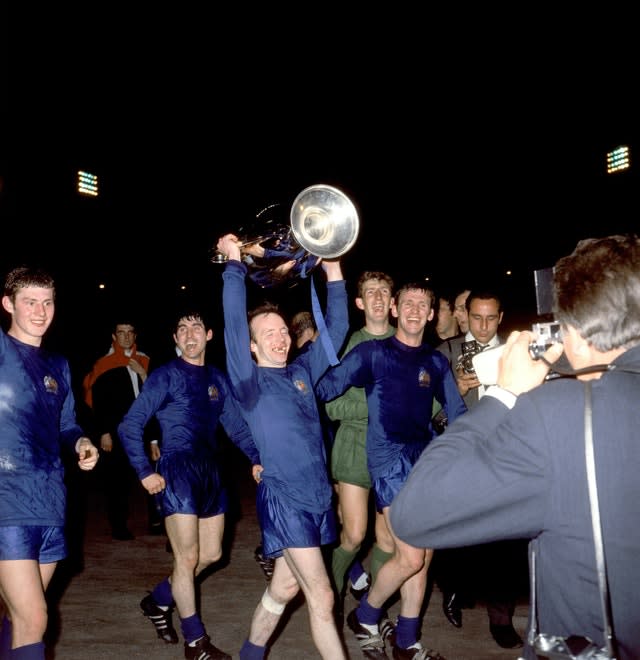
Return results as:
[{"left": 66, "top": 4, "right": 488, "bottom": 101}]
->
[
  {"left": 96, "top": 442, "right": 135, "bottom": 533},
  {"left": 434, "top": 539, "right": 529, "bottom": 625}
]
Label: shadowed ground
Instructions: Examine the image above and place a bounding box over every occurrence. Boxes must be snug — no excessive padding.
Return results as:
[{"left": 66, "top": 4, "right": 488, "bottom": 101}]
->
[{"left": 42, "top": 447, "right": 529, "bottom": 659}]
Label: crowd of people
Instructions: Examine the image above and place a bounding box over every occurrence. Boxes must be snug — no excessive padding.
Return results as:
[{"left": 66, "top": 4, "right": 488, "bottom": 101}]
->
[{"left": 0, "top": 231, "right": 638, "bottom": 660}]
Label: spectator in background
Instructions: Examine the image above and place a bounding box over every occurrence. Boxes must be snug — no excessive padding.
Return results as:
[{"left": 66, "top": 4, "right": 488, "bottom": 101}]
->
[
  {"left": 82, "top": 319, "right": 162, "bottom": 540},
  {"left": 435, "top": 288, "right": 527, "bottom": 648},
  {"left": 424, "top": 290, "right": 460, "bottom": 347},
  {"left": 452, "top": 288, "right": 470, "bottom": 335},
  {"left": 290, "top": 310, "right": 319, "bottom": 353},
  {"left": 434, "top": 293, "right": 459, "bottom": 341}
]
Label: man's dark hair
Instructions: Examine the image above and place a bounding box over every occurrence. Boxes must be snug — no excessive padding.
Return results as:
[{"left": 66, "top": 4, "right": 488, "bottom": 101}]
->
[
  {"left": 3, "top": 266, "right": 55, "bottom": 303},
  {"left": 466, "top": 289, "right": 503, "bottom": 314},
  {"left": 435, "top": 288, "right": 458, "bottom": 313},
  {"left": 554, "top": 233, "right": 640, "bottom": 351},
  {"left": 173, "top": 307, "right": 212, "bottom": 334},
  {"left": 112, "top": 318, "right": 138, "bottom": 333}
]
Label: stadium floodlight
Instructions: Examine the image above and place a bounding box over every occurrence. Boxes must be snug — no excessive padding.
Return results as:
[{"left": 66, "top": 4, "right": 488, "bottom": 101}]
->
[
  {"left": 606, "top": 145, "right": 630, "bottom": 174},
  {"left": 77, "top": 170, "right": 99, "bottom": 196}
]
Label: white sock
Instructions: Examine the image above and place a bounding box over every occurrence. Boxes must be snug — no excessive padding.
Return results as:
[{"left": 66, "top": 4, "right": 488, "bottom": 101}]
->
[
  {"left": 352, "top": 572, "right": 370, "bottom": 590},
  {"left": 361, "top": 622, "right": 379, "bottom": 635}
]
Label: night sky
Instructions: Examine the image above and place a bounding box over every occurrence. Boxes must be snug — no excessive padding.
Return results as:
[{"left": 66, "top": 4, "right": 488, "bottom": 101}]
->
[{"left": 2, "top": 11, "right": 637, "bottom": 377}]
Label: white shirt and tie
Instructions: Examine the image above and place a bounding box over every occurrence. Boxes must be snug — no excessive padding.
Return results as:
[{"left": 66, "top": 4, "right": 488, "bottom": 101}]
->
[{"left": 464, "top": 331, "right": 501, "bottom": 400}]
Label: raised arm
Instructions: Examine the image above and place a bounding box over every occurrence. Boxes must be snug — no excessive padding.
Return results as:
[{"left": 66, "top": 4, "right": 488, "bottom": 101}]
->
[{"left": 217, "top": 234, "right": 258, "bottom": 406}]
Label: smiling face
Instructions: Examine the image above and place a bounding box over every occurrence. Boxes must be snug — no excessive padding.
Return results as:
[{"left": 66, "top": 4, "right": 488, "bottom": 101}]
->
[
  {"left": 356, "top": 277, "right": 394, "bottom": 333},
  {"left": 2, "top": 286, "right": 55, "bottom": 346},
  {"left": 173, "top": 316, "right": 212, "bottom": 365},
  {"left": 250, "top": 311, "right": 291, "bottom": 367},
  {"left": 392, "top": 287, "right": 434, "bottom": 346}
]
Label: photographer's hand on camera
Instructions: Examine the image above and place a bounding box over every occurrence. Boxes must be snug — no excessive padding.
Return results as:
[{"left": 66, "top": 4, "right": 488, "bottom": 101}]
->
[{"left": 496, "top": 331, "right": 564, "bottom": 396}]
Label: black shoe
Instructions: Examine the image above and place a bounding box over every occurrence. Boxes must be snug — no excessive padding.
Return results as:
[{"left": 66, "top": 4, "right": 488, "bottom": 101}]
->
[
  {"left": 346, "top": 609, "right": 389, "bottom": 659},
  {"left": 442, "top": 592, "right": 462, "bottom": 628},
  {"left": 184, "top": 635, "right": 231, "bottom": 660},
  {"left": 254, "top": 545, "right": 275, "bottom": 582},
  {"left": 140, "top": 594, "right": 178, "bottom": 644},
  {"left": 148, "top": 523, "right": 164, "bottom": 536},
  {"left": 112, "top": 527, "right": 135, "bottom": 541},
  {"left": 489, "top": 623, "right": 523, "bottom": 649},
  {"left": 392, "top": 642, "right": 447, "bottom": 660},
  {"left": 349, "top": 573, "right": 371, "bottom": 601},
  {"left": 379, "top": 611, "right": 396, "bottom": 646}
]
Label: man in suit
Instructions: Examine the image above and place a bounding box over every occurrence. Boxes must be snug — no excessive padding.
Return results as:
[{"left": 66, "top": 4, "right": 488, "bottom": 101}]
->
[
  {"left": 83, "top": 319, "right": 158, "bottom": 539},
  {"left": 391, "top": 234, "right": 640, "bottom": 660},
  {"left": 436, "top": 289, "right": 527, "bottom": 648}
]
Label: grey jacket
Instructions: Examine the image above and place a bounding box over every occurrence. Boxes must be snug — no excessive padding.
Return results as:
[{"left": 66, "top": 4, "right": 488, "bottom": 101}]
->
[{"left": 390, "top": 344, "right": 640, "bottom": 660}]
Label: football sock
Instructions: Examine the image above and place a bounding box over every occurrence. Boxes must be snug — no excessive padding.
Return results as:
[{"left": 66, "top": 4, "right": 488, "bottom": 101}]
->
[
  {"left": 395, "top": 615, "right": 420, "bottom": 649},
  {"left": 331, "top": 545, "right": 358, "bottom": 595},
  {"left": 370, "top": 544, "right": 393, "bottom": 585}
]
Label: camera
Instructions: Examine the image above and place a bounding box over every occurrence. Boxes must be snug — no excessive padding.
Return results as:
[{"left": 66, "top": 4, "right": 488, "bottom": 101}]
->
[
  {"left": 471, "top": 320, "right": 563, "bottom": 386},
  {"left": 457, "top": 340, "right": 483, "bottom": 374},
  {"left": 529, "top": 321, "right": 562, "bottom": 360},
  {"left": 534, "top": 633, "right": 611, "bottom": 659}
]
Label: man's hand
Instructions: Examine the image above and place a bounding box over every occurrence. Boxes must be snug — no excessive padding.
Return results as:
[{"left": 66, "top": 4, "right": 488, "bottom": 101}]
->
[
  {"left": 100, "top": 432, "right": 113, "bottom": 452},
  {"left": 149, "top": 442, "right": 161, "bottom": 462},
  {"left": 141, "top": 472, "right": 166, "bottom": 495},
  {"left": 497, "top": 330, "right": 564, "bottom": 396},
  {"left": 321, "top": 258, "right": 343, "bottom": 282},
  {"left": 128, "top": 358, "right": 148, "bottom": 382},
  {"left": 252, "top": 464, "right": 264, "bottom": 484},
  {"left": 77, "top": 437, "right": 99, "bottom": 470},
  {"left": 217, "top": 234, "right": 242, "bottom": 262},
  {"left": 455, "top": 369, "right": 480, "bottom": 396}
]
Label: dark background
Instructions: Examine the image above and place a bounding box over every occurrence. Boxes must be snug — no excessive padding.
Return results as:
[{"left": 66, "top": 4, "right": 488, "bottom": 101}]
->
[{"left": 2, "top": 7, "right": 637, "bottom": 379}]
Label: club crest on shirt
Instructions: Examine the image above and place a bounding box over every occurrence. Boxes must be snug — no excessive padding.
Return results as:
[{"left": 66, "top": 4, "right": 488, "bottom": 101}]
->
[
  {"left": 418, "top": 367, "right": 431, "bottom": 388},
  {"left": 44, "top": 375, "right": 58, "bottom": 394},
  {"left": 293, "top": 379, "right": 309, "bottom": 394},
  {"left": 208, "top": 384, "right": 220, "bottom": 401}
]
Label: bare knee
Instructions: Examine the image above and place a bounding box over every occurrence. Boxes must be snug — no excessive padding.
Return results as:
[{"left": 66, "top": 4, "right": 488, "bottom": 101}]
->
[
  {"left": 340, "top": 525, "right": 364, "bottom": 551},
  {"left": 305, "top": 582, "right": 335, "bottom": 620},
  {"left": 269, "top": 571, "right": 300, "bottom": 606},
  {"left": 395, "top": 547, "right": 425, "bottom": 577},
  {"left": 199, "top": 546, "right": 223, "bottom": 568},
  {"left": 174, "top": 547, "right": 199, "bottom": 576},
  {"left": 12, "top": 605, "right": 47, "bottom": 644}
]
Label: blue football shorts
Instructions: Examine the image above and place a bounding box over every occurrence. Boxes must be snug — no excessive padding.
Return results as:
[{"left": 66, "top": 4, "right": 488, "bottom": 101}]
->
[{"left": 0, "top": 525, "right": 66, "bottom": 562}]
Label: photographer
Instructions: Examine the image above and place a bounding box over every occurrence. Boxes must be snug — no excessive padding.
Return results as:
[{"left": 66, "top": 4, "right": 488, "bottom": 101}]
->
[{"left": 390, "top": 234, "right": 640, "bottom": 660}]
